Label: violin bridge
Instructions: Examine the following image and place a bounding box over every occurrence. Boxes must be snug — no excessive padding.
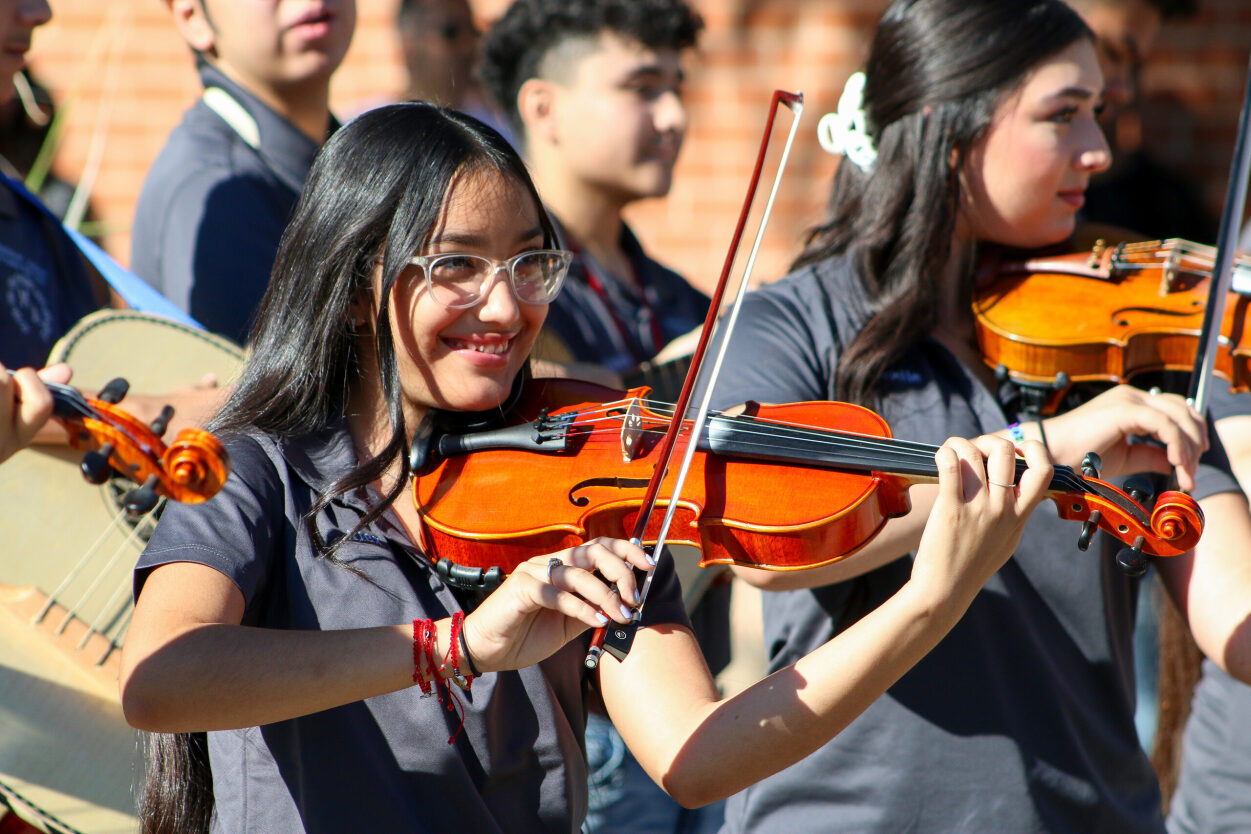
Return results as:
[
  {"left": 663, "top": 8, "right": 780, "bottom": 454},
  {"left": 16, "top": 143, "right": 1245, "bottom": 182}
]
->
[
  {"left": 620, "top": 397, "right": 646, "bottom": 462},
  {"left": 1161, "top": 245, "right": 1182, "bottom": 296}
]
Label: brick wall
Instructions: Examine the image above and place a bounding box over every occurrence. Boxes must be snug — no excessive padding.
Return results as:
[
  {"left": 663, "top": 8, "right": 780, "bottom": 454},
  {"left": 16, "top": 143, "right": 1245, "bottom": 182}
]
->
[{"left": 25, "top": 0, "right": 1251, "bottom": 295}]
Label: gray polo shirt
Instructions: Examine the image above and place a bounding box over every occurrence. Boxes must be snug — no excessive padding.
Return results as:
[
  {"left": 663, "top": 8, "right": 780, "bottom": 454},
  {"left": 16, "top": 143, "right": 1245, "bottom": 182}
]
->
[
  {"left": 135, "top": 425, "right": 689, "bottom": 833},
  {"left": 708, "top": 253, "right": 1240, "bottom": 834},
  {"left": 130, "top": 63, "right": 331, "bottom": 346}
]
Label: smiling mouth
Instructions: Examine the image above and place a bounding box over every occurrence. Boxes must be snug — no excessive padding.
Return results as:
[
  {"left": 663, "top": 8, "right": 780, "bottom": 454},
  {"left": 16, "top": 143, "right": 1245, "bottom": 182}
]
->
[{"left": 445, "top": 338, "right": 513, "bottom": 355}]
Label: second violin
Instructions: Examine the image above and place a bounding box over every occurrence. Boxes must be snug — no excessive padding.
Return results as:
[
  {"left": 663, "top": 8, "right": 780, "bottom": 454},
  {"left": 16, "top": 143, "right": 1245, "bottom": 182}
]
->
[{"left": 973, "top": 237, "right": 1251, "bottom": 413}]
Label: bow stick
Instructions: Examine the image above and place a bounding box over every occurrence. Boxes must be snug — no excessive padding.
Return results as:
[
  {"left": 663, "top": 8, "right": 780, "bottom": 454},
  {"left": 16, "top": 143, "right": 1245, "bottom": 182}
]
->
[
  {"left": 1189, "top": 55, "right": 1251, "bottom": 414},
  {"left": 585, "top": 90, "right": 804, "bottom": 669}
]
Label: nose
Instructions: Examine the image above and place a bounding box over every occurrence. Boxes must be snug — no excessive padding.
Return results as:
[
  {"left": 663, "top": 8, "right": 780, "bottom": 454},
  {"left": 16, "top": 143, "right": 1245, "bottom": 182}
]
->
[
  {"left": 652, "top": 88, "right": 687, "bottom": 138},
  {"left": 20, "top": 0, "right": 51, "bottom": 26},
  {"left": 1076, "top": 119, "right": 1113, "bottom": 175},
  {"left": 475, "top": 267, "right": 522, "bottom": 323}
]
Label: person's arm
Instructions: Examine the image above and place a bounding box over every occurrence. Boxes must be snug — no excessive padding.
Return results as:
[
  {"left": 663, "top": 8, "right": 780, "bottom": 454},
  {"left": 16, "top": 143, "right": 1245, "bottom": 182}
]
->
[
  {"left": 1156, "top": 410, "right": 1251, "bottom": 684},
  {"left": 598, "top": 435, "right": 1053, "bottom": 807},
  {"left": 119, "top": 537, "right": 650, "bottom": 732},
  {"left": 735, "top": 383, "right": 1209, "bottom": 592},
  {"left": 0, "top": 363, "right": 72, "bottom": 464}
]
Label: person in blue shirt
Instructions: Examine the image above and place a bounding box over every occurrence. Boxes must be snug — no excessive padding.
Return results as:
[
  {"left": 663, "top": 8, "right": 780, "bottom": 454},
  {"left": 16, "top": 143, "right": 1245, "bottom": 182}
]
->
[{"left": 132, "top": 0, "right": 355, "bottom": 345}]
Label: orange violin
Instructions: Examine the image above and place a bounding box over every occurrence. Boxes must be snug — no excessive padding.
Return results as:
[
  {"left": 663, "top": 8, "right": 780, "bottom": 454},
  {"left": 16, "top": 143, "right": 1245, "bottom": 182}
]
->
[
  {"left": 411, "top": 377, "right": 1203, "bottom": 591},
  {"left": 973, "top": 238, "right": 1251, "bottom": 414},
  {"left": 36, "top": 373, "right": 231, "bottom": 511}
]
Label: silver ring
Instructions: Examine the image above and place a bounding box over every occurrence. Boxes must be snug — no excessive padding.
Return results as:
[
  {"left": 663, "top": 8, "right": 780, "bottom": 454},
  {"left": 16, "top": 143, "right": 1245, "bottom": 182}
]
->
[
  {"left": 987, "top": 479, "right": 1015, "bottom": 488},
  {"left": 545, "top": 557, "right": 563, "bottom": 584}
]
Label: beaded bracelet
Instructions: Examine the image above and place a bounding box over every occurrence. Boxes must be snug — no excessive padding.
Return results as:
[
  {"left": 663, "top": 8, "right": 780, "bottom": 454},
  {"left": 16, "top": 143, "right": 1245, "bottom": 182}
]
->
[{"left": 1006, "top": 422, "right": 1025, "bottom": 443}]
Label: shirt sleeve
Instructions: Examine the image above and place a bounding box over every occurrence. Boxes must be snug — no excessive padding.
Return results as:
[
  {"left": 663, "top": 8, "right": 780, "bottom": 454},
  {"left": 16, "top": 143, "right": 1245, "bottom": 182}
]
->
[
  {"left": 706, "top": 279, "right": 834, "bottom": 413},
  {"left": 133, "top": 434, "right": 283, "bottom": 612}
]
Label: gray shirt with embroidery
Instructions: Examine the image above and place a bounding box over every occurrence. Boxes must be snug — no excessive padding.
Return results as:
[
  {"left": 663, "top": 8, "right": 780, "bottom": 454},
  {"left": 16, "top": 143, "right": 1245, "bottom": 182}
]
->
[
  {"left": 708, "top": 253, "right": 1239, "bottom": 834},
  {"left": 134, "top": 425, "right": 690, "bottom": 833}
]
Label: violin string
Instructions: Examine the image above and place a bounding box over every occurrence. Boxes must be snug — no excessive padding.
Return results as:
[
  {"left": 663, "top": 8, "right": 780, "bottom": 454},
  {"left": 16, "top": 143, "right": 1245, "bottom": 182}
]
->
[
  {"left": 1115, "top": 239, "right": 1251, "bottom": 273},
  {"left": 563, "top": 405, "right": 1094, "bottom": 496}
]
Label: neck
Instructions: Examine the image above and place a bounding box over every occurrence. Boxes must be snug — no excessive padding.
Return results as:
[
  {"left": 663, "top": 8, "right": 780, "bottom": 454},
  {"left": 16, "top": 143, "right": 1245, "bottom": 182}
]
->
[
  {"left": 215, "top": 62, "right": 333, "bottom": 144},
  {"left": 527, "top": 145, "right": 627, "bottom": 266}
]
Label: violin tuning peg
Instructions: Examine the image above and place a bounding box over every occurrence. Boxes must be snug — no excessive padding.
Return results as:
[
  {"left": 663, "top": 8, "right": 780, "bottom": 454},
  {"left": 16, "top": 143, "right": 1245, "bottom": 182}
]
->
[
  {"left": 1123, "top": 475, "right": 1154, "bottom": 507},
  {"left": 1076, "top": 509, "right": 1101, "bottom": 552},
  {"left": 150, "top": 405, "right": 175, "bottom": 438},
  {"left": 1115, "top": 537, "right": 1148, "bottom": 577},
  {"left": 1080, "top": 452, "right": 1102, "bottom": 480},
  {"left": 80, "top": 443, "right": 115, "bottom": 485},
  {"left": 98, "top": 377, "right": 130, "bottom": 404},
  {"left": 123, "top": 474, "right": 160, "bottom": 516}
]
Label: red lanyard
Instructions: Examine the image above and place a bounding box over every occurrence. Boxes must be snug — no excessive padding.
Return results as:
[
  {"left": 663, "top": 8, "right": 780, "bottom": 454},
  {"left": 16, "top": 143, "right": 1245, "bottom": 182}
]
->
[{"left": 568, "top": 239, "right": 666, "bottom": 364}]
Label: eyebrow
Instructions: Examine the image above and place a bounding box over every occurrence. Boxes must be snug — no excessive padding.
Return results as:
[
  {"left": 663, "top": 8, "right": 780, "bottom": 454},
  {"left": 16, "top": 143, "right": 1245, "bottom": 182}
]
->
[
  {"left": 430, "top": 225, "right": 545, "bottom": 248},
  {"left": 1048, "top": 86, "right": 1099, "bottom": 101},
  {"left": 620, "top": 64, "right": 686, "bottom": 85}
]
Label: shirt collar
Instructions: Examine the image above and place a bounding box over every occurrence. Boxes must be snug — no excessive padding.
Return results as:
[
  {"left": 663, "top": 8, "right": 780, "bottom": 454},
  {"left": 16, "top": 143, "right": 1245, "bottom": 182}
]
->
[
  {"left": 196, "top": 62, "right": 339, "bottom": 194},
  {"left": 275, "top": 422, "right": 361, "bottom": 497}
]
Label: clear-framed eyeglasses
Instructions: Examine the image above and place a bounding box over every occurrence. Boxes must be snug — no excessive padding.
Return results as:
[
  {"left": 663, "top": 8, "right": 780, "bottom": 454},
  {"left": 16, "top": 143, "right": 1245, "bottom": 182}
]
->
[{"left": 404, "top": 249, "right": 572, "bottom": 309}]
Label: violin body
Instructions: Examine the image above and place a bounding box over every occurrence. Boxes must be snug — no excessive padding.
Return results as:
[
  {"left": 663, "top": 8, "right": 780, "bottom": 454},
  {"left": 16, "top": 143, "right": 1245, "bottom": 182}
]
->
[
  {"left": 412, "top": 378, "right": 1202, "bottom": 584},
  {"left": 974, "top": 239, "right": 1251, "bottom": 412},
  {"left": 414, "top": 378, "right": 913, "bottom": 573}
]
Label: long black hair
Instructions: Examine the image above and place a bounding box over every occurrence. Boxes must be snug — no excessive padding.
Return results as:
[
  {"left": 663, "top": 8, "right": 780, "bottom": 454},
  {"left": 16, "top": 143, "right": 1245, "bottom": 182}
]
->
[
  {"left": 137, "top": 102, "right": 556, "bottom": 834},
  {"left": 796, "top": 0, "right": 1091, "bottom": 407}
]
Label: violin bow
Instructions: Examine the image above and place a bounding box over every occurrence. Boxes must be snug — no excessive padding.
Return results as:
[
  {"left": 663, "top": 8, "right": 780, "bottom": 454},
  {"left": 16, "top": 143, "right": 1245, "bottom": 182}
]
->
[
  {"left": 1188, "top": 55, "right": 1251, "bottom": 414},
  {"left": 585, "top": 90, "right": 804, "bottom": 669}
]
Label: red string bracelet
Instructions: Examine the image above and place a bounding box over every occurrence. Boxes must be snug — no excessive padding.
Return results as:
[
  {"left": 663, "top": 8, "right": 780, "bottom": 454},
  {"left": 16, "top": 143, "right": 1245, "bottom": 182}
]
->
[
  {"left": 411, "top": 612, "right": 472, "bottom": 744},
  {"left": 411, "top": 618, "right": 435, "bottom": 696},
  {"left": 440, "top": 611, "right": 475, "bottom": 691}
]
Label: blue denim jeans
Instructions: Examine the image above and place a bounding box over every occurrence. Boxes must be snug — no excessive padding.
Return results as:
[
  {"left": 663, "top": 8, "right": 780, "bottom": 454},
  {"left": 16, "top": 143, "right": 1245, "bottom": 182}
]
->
[{"left": 582, "top": 712, "right": 726, "bottom": 834}]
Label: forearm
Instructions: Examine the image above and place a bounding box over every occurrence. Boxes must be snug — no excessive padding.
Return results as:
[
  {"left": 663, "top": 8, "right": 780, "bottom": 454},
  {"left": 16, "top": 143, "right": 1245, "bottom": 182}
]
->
[
  {"left": 121, "top": 619, "right": 452, "bottom": 732},
  {"left": 611, "top": 577, "right": 970, "bottom": 807}
]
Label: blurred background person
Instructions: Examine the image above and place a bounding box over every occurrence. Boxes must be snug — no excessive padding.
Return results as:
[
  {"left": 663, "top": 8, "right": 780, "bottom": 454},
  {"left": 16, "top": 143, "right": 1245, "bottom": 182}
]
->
[{"left": 130, "top": 0, "right": 355, "bottom": 346}]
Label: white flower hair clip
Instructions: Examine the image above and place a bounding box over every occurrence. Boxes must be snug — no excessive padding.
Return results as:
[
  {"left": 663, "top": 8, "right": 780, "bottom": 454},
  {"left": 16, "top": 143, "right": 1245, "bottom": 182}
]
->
[{"left": 817, "top": 71, "right": 878, "bottom": 173}]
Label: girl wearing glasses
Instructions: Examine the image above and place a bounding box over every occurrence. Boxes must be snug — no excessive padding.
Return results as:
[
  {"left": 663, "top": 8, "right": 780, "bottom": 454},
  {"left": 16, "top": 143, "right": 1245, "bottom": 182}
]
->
[{"left": 120, "top": 102, "right": 1051, "bottom": 833}]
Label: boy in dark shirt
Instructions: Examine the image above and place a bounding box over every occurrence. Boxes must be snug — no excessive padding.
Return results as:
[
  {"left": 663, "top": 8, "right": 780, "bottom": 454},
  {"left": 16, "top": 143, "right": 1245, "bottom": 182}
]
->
[
  {"left": 481, "top": 4, "right": 723, "bottom": 832},
  {"left": 132, "top": 0, "right": 355, "bottom": 345}
]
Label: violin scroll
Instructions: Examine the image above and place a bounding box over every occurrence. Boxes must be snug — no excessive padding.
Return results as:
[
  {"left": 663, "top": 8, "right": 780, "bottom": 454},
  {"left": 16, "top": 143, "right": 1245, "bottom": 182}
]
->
[
  {"left": 52, "top": 375, "right": 231, "bottom": 508},
  {"left": 1049, "top": 475, "right": 1202, "bottom": 562}
]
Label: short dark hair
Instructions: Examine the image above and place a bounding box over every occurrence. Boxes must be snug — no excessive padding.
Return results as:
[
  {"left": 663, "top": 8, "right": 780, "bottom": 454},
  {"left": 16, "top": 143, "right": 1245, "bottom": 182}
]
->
[{"left": 479, "top": 0, "right": 703, "bottom": 134}]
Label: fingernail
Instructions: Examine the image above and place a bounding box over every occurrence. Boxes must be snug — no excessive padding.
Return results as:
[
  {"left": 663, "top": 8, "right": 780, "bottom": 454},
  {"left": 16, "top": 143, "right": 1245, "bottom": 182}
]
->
[
  {"left": 645, "top": 550, "right": 657, "bottom": 566},
  {"left": 596, "top": 611, "right": 609, "bottom": 625},
  {"left": 633, "top": 588, "right": 641, "bottom": 605},
  {"left": 619, "top": 604, "right": 634, "bottom": 620}
]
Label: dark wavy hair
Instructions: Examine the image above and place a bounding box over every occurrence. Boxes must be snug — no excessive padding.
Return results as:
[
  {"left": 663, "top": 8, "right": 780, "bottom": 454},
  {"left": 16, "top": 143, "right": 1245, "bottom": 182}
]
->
[
  {"left": 137, "top": 102, "right": 556, "bottom": 834},
  {"left": 478, "top": 0, "right": 703, "bottom": 135},
  {"left": 794, "top": 0, "right": 1092, "bottom": 407}
]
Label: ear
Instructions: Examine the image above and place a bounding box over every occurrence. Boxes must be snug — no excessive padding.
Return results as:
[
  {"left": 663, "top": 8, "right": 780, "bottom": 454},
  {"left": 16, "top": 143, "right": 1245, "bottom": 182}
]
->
[
  {"left": 517, "top": 78, "right": 561, "bottom": 146},
  {"left": 167, "top": 0, "right": 217, "bottom": 56}
]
